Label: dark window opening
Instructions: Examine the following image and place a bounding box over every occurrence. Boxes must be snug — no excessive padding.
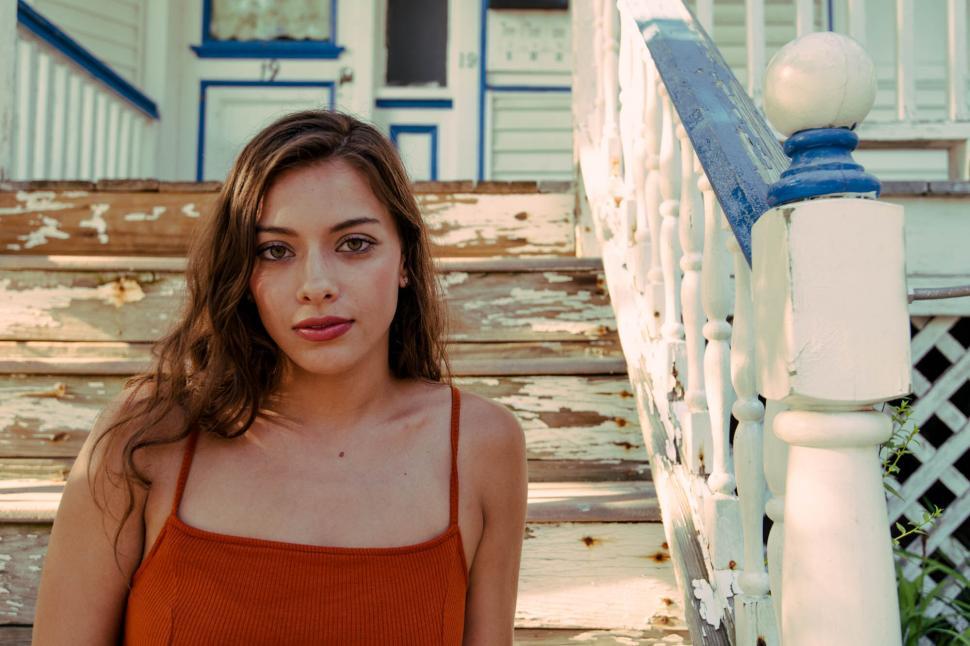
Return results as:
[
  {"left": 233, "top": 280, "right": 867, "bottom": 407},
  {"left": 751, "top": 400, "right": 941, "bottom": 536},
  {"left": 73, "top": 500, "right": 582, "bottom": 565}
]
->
[{"left": 386, "top": 0, "right": 448, "bottom": 87}]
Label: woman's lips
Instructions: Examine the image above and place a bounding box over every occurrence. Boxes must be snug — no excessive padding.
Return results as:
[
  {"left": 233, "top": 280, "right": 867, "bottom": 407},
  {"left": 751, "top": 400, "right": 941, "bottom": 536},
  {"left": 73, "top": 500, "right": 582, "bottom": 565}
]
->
[{"left": 293, "top": 321, "right": 353, "bottom": 342}]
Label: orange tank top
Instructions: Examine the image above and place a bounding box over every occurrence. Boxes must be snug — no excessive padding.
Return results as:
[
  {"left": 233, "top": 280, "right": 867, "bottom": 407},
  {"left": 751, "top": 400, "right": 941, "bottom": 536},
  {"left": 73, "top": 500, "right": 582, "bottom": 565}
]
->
[{"left": 123, "top": 385, "right": 468, "bottom": 645}]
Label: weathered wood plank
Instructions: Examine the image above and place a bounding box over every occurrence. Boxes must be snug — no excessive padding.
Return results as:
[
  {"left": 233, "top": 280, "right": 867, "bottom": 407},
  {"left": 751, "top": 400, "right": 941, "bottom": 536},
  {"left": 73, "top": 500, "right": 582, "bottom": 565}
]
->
[
  {"left": 0, "top": 625, "right": 693, "bottom": 645},
  {"left": 0, "top": 458, "right": 651, "bottom": 483},
  {"left": 0, "top": 521, "right": 681, "bottom": 629},
  {"left": 0, "top": 375, "right": 645, "bottom": 462},
  {"left": 0, "top": 480, "right": 658, "bottom": 524},
  {"left": 0, "top": 189, "right": 575, "bottom": 257},
  {"left": 513, "top": 628, "right": 689, "bottom": 644},
  {"left": 0, "top": 266, "right": 614, "bottom": 343},
  {"left": 0, "top": 339, "right": 625, "bottom": 376},
  {"left": 517, "top": 522, "right": 684, "bottom": 631},
  {"left": 0, "top": 627, "right": 30, "bottom": 645}
]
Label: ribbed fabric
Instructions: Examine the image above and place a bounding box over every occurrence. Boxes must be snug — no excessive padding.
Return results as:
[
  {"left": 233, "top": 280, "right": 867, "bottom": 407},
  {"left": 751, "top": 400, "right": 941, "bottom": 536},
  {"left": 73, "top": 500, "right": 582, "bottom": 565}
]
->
[{"left": 124, "top": 385, "right": 468, "bottom": 645}]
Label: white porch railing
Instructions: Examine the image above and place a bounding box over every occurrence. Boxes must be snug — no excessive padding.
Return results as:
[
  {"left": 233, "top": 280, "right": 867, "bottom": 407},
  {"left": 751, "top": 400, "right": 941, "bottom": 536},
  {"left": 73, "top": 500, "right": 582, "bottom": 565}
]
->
[
  {"left": 574, "top": 1, "right": 919, "bottom": 644},
  {"left": 683, "top": 0, "right": 970, "bottom": 180},
  {"left": 0, "top": 2, "right": 158, "bottom": 181}
]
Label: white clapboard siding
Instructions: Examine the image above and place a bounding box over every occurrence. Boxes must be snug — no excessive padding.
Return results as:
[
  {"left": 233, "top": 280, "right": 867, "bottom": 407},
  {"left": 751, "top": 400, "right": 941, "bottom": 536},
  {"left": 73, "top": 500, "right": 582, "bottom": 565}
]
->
[
  {"left": 488, "top": 93, "right": 573, "bottom": 181},
  {"left": 28, "top": 0, "right": 145, "bottom": 87},
  {"left": 11, "top": 26, "right": 154, "bottom": 181}
]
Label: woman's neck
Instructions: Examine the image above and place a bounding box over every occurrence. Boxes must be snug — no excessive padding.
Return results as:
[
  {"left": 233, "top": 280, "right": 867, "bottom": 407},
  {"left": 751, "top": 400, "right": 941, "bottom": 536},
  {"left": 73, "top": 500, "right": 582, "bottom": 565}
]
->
[{"left": 261, "top": 359, "right": 404, "bottom": 439}]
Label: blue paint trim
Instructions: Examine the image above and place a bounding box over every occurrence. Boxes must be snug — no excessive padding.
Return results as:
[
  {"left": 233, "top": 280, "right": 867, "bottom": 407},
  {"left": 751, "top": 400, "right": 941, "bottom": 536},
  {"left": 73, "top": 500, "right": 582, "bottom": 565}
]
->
[
  {"left": 196, "top": 80, "right": 336, "bottom": 181},
  {"left": 767, "top": 128, "right": 880, "bottom": 207},
  {"left": 389, "top": 124, "right": 439, "bottom": 181},
  {"left": 15, "top": 1, "right": 159, "bottom": 119},
  {"left": 191, "top": 41, "right": 345, "bottom": 59},
  {"left": 487, "top": 85, "right": 571, "bottom": 92},
  {"left": 634, "top": 13, "right": 790, "bottom": 264},
  {"left": 375, "top": 98, "right": 454, "bottom": 109},
  {"left": 477, "top": 0, "right": 489, "bottom": 181},
  {"left": 193, "top": 0, "right": 344, "bottom": 59}
]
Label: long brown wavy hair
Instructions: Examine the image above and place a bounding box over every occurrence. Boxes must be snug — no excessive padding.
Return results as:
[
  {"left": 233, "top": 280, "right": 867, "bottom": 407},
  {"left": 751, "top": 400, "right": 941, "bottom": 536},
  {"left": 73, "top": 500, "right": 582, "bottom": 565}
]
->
[{"left": 89, "top": 109, "right": 453, "bottom": 578}]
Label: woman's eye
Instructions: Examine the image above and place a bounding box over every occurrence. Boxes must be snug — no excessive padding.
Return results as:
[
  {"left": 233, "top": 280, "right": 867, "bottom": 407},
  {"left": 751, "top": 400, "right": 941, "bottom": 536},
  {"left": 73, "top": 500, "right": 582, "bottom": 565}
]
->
[
  {"left": 258, "top": 244, "right": 291, "bottom": 261},
  {"left": 339, "top": 236, "right": 375, "bottom": 253}
]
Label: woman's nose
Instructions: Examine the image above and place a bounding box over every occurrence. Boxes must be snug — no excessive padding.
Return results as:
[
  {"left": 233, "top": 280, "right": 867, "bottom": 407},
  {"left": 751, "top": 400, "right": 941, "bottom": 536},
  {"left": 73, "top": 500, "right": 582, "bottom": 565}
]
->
[{"left": 297, "top": 252, "right": 338, "bottom": 302}]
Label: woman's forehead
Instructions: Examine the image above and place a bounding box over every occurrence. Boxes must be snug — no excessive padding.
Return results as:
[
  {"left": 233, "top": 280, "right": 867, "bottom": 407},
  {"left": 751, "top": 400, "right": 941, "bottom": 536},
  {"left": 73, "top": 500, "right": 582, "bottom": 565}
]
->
[{"left": 257, "top": 159, "right": 392, "bottom": 230}]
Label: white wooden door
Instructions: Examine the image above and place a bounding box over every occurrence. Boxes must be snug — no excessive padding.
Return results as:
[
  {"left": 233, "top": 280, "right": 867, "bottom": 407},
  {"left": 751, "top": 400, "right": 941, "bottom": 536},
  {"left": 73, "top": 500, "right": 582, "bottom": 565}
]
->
[
  {"left": 371, "top": 0, "right": 481, "bottom": 181},
  {"left": 180, "top": 0, "right": 376, "bottom": 182}
]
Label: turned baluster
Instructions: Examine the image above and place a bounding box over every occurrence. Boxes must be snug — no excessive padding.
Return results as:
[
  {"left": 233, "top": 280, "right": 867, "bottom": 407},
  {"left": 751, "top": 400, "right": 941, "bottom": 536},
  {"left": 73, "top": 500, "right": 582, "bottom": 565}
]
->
[
  {"left": 699, "top": 173, "right": 741, "bottom": 568},
  {"left": 728, "top": 223, "right": 777, "bottom": 645},
  {"left": 637, "top": 58, "right": 664, "bottom": 339},
  {"left": 677, "top": 139, "right": 710, "bottom": 474}
]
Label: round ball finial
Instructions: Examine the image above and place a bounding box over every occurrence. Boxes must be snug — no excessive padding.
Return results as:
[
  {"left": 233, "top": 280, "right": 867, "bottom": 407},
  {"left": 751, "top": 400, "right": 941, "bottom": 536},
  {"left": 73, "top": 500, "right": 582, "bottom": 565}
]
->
[{"left": 764, "top": 32, "right": 876, "bottom": 137}]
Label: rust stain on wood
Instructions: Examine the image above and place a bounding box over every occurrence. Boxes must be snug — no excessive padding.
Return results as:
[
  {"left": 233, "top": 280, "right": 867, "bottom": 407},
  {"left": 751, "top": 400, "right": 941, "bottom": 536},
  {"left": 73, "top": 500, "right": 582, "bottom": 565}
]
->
[{"left": 580, "top": 535, "right": 602, "bottom": 548}]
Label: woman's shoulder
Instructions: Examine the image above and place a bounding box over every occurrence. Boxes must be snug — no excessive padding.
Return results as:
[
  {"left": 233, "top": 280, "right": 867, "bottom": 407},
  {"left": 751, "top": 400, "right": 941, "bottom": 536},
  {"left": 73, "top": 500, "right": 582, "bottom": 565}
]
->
[
  {"left": 91, "top": 381, "right": 191, "bottom": 481},
  {"left": 454, "top": 386, "right": 526, "bottom": 470}
]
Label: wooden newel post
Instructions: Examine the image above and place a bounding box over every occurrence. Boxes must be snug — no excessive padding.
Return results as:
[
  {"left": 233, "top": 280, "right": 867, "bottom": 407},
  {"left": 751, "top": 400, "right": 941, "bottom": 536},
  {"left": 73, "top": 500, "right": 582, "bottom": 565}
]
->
[{"left": 752, "top": 32, "right": 909, "bottom": 646}]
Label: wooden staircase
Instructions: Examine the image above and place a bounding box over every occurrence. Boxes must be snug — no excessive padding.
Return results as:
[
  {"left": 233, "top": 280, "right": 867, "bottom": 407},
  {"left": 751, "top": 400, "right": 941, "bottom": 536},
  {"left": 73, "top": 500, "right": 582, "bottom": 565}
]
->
[{"left": 0, "top": 180, "right": 690, "bottom": 644}]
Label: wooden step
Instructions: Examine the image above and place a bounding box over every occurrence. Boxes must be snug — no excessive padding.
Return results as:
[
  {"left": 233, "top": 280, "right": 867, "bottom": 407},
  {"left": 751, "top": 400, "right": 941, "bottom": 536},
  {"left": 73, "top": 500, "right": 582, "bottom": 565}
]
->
[
  {"left": 0, "top": 626, "right": 691, "bottom": 645},
  {"left": 0, "top": 480, "right": 660, "bottom": 524},
  {"left": 0, "top": 457, "right": 652, "bottom": 484},
  {"left": 0, "top": 374, "right": 647, "bottom": 471},
  {"left": 0, "top": 480, "right": 685, "bottom": 634},
  {"left": 0, "top": 339, "right": 626, "bottom": 376},
  {"left": 0, "top": 182, "right": 575, "bottom": 257},
  {"left": 0, "top": 255, "right": 614, "bottom": 344}
]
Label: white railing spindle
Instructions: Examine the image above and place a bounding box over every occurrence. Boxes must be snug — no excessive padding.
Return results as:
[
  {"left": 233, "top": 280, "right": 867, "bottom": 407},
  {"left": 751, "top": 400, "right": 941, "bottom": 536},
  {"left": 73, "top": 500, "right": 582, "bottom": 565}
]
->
[
  {"left": 895, "top": 0, "right": 916, "bottom": 122},
  {"left": 658, "top": 87, "right": 683, "bottom": 345},
  {"left": 699, "top": 176, "right": 741, "bottom": 568},
  {"left": 678, "top": 144, "right": 710, "bottom": 474},
  {"left": 745, "top": 0, "right": 766, "bottom": 105},
  {"left": 728, "top": 230, "right": 777, "bottom": 645},
  {"left": 847, "top": 0, "right": 868, "bottom": 47},
  {"left": 947, "top": 0, "right": 967, "bottom": 122},
  {"left": 795, "top": 0, "right": 814, "bottom": 37},
  {"left": 763, "top": 399, "right": 788, "bottom": 631},
  {"left": 641, "top": 59, "right": 665, "bottom": 336}
]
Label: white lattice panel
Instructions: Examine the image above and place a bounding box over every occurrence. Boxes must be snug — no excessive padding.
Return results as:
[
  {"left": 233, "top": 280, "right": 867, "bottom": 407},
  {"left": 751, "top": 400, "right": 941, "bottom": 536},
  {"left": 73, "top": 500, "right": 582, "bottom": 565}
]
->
[{"left": 885, "top": 315, "right": 970, "bottom": 633}]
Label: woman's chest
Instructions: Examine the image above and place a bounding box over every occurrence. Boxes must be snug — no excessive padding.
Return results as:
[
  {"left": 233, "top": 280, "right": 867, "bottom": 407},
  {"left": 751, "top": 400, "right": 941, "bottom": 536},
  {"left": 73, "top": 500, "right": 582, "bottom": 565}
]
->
[{"left": 139, "top": 433, "right": 481, "bottom": 575}]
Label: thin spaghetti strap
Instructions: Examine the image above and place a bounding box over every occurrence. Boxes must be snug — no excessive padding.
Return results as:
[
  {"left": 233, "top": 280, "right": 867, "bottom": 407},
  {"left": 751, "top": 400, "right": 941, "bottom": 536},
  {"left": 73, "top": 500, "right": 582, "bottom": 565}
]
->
[
  {"left": 448, "top": 384, "right": 461, "bottom": 527},
  {"left": 171, "top": 428, "right": 201, "bottom": 517}
]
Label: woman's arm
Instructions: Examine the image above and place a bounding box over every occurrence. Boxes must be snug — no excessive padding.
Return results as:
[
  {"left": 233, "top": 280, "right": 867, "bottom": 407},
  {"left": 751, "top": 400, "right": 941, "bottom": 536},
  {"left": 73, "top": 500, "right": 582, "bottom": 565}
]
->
[
  {"left": 31, "top": 388, "right": 154, "bottom": 645},
  {"left": 462, "top": 399, "right": 528, "bottom": 645}
]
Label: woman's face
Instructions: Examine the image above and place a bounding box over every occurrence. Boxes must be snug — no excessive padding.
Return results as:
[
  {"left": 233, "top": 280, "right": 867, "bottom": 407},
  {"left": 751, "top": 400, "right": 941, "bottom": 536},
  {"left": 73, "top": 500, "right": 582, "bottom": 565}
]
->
[{"left": 249, "top": 158, "right": 405, "bottom": 379}]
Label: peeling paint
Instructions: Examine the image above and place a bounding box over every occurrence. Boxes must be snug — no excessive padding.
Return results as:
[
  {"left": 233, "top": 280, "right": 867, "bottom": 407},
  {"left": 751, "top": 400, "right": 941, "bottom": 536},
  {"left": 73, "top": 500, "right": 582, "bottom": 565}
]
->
[
  {"left": 0, "top": 275, "right": 147, "bottom": 335},
  {"left": 462, "top": 285, "right": 614, "bottom": 336},
  {"left": 124, "top": 206, "right": 166, "bottom": 222},
  {"left": 0, "top": 191, "right": 74, "bottom": 215},
  {"left": 17, "top": 215, "right": 71, "bottom": 249},
  {"left": 0, "top": 382, "right": 100, "bottom": 437},
  {"left": 691, "top": 568, "right": 742, "bottom": 628},
  {"left": 420, "top": 193, "right": 574, "bottom": 254},
  {"left": 542, "top": 271, "right": 574, "bottom": 283},
  {"left": 435, "top": 271, "right": 469, "bottom": 296},
  {"left": 80, "top": 203, "right": 111, "bottom": 244}
]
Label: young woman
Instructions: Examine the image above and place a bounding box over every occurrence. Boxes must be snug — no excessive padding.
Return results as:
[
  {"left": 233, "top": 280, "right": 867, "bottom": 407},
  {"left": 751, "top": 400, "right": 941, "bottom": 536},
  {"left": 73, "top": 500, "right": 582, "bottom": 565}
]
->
[{"left": 32, "top": 110, "right": 528, "bottom": 645}]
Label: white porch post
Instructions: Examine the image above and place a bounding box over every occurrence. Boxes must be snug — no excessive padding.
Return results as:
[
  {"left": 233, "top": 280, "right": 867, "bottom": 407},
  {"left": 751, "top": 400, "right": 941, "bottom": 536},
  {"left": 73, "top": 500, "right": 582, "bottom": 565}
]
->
[
  {"left": 753, "top": 32, "right": 908, "bottom": 646},
  {"left": 0, "top": 1, "right": 17, "bottom": 180}
]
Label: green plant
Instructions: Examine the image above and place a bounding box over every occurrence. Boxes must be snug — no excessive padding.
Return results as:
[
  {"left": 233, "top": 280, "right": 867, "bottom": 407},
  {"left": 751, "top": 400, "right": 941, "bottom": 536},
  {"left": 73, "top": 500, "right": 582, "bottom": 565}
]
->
[
  {"left": 896, "top": 546, "right": 970, "bottom": 646},
  {"left": 880, "top": 399, "right": 942, "bottom": 544},
  {"left": 881, "top": 399, "right": 969, "bottom": 644}
]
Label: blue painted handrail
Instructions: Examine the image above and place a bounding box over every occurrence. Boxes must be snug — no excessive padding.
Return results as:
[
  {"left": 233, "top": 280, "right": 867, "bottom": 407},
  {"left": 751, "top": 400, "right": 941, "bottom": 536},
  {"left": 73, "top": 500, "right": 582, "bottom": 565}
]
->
[
  {"left": 16, "top": 1, "right": 159, "bottom": 119},
  {"left": 626, "top": 0, "right": 789, "bottom": 264}
]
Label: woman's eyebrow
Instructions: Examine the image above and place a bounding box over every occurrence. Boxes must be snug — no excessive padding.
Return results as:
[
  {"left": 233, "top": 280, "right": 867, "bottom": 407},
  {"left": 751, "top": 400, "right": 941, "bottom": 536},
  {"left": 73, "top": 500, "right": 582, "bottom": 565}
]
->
[{"left": 255, "top": 217, "right": 382, "bottom": 236}]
